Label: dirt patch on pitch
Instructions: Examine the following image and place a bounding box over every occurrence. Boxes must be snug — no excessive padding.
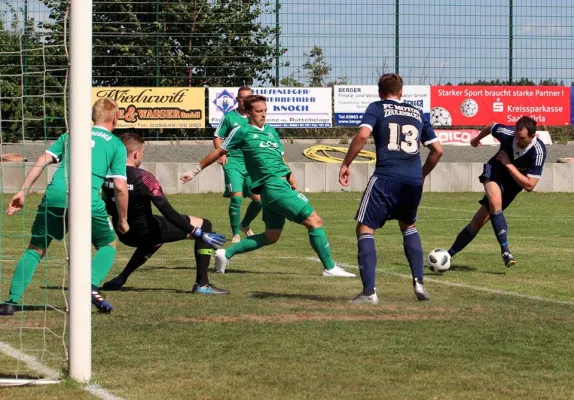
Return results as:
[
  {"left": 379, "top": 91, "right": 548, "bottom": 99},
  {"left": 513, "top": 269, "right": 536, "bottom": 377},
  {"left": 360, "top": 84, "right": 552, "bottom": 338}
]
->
[{"left": 168, "top": 312, "right": 449, "bottom": 324}]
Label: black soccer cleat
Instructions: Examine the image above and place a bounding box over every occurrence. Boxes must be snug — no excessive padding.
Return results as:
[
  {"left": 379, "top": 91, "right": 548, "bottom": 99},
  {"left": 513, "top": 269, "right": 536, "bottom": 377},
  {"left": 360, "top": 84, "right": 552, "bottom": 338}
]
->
[
  {"left": 191, "top": 283, "right": 230, "bottom": 295},
  {"left": 0, "top": 302, "right": 16, "bottom": 316},
  {"left": 101, "top": 276, "right": 127, "bottom": 291},
  {"left": 91, "top": 285, "right": 114, "bottom": 313},
  {"left": 502, "top": 252, "right": 516, "bottom": 268}
]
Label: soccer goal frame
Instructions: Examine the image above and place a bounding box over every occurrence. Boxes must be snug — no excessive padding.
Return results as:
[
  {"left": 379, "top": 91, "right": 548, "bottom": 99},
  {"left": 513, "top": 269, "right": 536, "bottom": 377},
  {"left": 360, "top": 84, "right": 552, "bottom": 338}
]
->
[{"left": 68, "top": 0, "right": 94, "bottom": 383}]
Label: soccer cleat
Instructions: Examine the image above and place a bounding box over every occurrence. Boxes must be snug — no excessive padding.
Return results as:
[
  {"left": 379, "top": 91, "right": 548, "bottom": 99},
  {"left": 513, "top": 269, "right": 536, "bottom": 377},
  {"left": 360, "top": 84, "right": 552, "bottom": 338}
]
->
[
  {"left": 322, "top": 265, "right": 356, "bottom": 277},
  {"left": 413, "top": 278, "right": 430, "bottom": 301},
  {"left": 351, "top": 292, "right": 379, "bottom": 305},
  {"left": 0, "top": 302, "right": 16, "bottom": 316},
  {"left": 502, "top": 252, "right": 516, "bottom": 268},
  {"left": 91, "top": 285, "right": 114, "bottom": 313},
  {"left": 101, "top": 276, "right": 127, "bottom": 291},
  {"left": 240, "top": 225, "right": 255, "bottom": 236},
  {"left": 192, "top": 283, "right": 230, "bottom": 295},
  {"left": 214, "top": 248, "right": 229, "bottom": 273},
  {"left": 231, "top": 234, "right": 241, "bottom": 243}
]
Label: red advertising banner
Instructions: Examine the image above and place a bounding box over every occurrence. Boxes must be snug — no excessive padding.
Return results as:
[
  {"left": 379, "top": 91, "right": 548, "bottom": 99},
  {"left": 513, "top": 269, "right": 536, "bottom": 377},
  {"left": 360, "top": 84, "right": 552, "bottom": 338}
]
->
[{"left": 430, "top": 86, "right": 570, "bottom": 126}]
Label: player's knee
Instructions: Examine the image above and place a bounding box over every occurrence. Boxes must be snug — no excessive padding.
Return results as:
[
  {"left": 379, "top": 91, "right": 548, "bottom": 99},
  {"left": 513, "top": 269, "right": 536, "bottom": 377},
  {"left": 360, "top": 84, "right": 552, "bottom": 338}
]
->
[
  {"left": 27, "top": 245, "right": 46, "bottom": 258},
  {"left": 230, "top": 196, "right": 242, "bottom": 206},
  {"left": 265, "top": 229, "right": 282, "bottom": 244},
  {"left": 200, "top": 218, "right": 213, "bottom": 232},
  {"left": 107, "top": 240, "right": 117, "bottom": 249},
  {"left": 303, "top": 212, "right": 323, "bottom": 229}
]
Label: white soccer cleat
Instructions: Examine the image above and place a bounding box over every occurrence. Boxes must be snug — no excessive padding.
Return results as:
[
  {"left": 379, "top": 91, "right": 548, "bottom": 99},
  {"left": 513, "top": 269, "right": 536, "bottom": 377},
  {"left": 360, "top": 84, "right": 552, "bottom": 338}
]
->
[
  {"left": 322, "top": 265, "right": 356, "bottom": 277},
  {"left": 231, "top": 234, "right": 241, "bottom": 243},
  {"left": 413, "top": 278, "right": 430, "bottom": 301},
  {"left": 214, "top": 248, "right": 229, "bottom": 274},
  {"left": 351, "top": 292, "right": 379, "bottom": 305},
  {"left": 240, "top": 226, "right": 255, "bottom": 236}
]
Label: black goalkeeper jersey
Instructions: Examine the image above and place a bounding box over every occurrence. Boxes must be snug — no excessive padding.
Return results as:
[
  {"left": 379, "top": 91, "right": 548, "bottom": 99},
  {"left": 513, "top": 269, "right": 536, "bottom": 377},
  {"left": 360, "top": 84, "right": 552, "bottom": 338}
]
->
[{"left": 102, "top": 165, "right": 194, "bottom": 243}]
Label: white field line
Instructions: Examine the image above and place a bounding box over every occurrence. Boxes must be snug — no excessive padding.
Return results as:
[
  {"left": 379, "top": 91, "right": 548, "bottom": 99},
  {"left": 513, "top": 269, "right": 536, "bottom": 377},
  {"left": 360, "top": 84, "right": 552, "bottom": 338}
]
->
[
  {"left": 0, "top": 342, "right": 123, "bottom": 399},
  {"left": 306, "top": 257, "right": 574, "bottom": 307}
]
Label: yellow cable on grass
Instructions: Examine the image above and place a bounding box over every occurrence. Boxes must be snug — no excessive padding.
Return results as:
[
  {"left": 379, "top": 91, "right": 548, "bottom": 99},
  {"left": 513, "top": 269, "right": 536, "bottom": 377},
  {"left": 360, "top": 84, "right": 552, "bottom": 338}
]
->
[{"left": 303, "top": 145, "right": 376, "bottom": 163}]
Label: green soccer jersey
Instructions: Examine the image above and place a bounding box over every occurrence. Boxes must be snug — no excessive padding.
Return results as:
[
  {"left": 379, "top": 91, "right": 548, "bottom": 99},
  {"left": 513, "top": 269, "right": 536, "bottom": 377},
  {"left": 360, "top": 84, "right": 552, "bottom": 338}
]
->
[
  {"left": 214, "top": 110, "right": 249, "bottom": 163},
  {"left": 43, "top": 126, "right": 127, "bottom": 208},
  {"left": 220, "top": 123, "right": 290, "bottom": 192}
]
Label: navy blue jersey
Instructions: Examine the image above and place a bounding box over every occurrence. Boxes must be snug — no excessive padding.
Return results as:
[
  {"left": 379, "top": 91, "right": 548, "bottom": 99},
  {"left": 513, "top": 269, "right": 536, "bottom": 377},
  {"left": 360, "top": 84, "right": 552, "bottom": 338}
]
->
[
  {"left": 360, "top": 99, "right": 438, "bottom": 185},
  {"left": 486, "top": 123, "right": 546, "bottom": 183}
]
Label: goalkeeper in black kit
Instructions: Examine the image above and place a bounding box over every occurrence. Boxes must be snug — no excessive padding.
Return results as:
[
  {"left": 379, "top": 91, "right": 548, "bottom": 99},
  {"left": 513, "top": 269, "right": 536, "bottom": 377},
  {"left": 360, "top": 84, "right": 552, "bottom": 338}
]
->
[{"left": 101, "top": 133, "right": 228, "bottom": 295}]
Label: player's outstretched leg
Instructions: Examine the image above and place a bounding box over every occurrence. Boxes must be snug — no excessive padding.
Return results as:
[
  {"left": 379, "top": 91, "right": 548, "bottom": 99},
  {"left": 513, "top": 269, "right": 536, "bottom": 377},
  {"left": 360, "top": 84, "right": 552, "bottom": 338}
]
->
[
  {"left": 240, "top": 195, "right": 262, "bottom": 237},
  {"left": 214, "top": 233, "right": 272, "bottom": 273},
  {"left": 448, "top": 206, "right": 489, "bottom": 257},
  {"left": 191, "top": 218, "right": 229, "bottom": 294},
  {"left": 1, "top": 246, "right": 47, "bottom": 316},
  {"left": 352, "top": 230, "right": 378, "bottom": 304},
  {"left": 401, "top": 225, "right": 429, "bottom": 301},
  {"left": 303, "top": 211, "right": 355, "bottom": 277},
  {"left": 490, "top": 210, "right": 515, "bottom": 267},
  {"left": 229, "top": 195, "right": 243, "bottom": 243},
  {"left": 102, "top": 245, "right": 162, "bottom": 290}
]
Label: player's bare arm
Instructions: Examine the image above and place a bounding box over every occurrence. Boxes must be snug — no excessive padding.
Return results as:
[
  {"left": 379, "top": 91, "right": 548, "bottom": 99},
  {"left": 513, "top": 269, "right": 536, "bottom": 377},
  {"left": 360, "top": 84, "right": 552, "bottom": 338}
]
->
[
  {"left": 113, "top": 177, "right": 130, "bottom": 233},
  {"left": 213, "top": 137, "right": 228, "bottom": 165},
  {"left": 181, "top": 147, "right": 227, "bottom": 183},
  {"left": 339, "top": 126, "right": 371, "bottom": 187},
  {"left": 470, "top": 123, "right": 496, "bottom": 147},
  {"left": 422, "top": 140, "right": 444, "bottom": 178},
  {"left": 495, "top": 150, "right": 538, "bottom": 192},
  {"left": 6, "top": 152, "right": 57, "bottom": 215}
]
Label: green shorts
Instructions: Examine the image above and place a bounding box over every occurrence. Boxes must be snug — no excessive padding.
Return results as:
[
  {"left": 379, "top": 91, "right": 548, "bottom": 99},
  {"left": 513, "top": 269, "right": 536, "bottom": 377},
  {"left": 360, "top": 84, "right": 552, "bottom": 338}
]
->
[
  {"left": 223, "top": 164, "right": 252, "bottom": 198},
  {"left": 30, "top": 201, "right": 115, "bottom": 249},
  {"left": 259, "top": 178, "right": 314, "bottom": 230}
]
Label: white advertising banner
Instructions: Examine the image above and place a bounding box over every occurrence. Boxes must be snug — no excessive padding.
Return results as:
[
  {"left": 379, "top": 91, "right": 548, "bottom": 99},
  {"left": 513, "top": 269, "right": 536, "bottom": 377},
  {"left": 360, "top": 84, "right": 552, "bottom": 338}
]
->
[
  {"left": 209, "top": 87, "right": 333, "bottom": 128},
  {"left": 333, "top": 85, "right": 431, "bottom": 126}
]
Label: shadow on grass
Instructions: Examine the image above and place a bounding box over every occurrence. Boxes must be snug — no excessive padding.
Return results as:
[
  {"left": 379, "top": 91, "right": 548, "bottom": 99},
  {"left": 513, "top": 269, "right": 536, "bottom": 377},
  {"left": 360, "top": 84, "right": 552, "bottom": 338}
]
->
[
  {"left": 218, "top": 268, "right": 306, "bottom": 276},
  {"left": 250, "top": 292, "right": 342, "bottom": 302},
  {"left": 101, "top": 287, "right": 190, "bottom": 294},
  {"left": 138, "top": 266, "right": 193, "bottom": 271}
]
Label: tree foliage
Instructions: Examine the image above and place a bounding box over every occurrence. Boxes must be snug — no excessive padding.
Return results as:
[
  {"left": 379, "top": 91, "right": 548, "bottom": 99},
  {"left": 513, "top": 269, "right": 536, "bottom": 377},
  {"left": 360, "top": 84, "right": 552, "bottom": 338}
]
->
[
  {"left": 0, "top": 2, "right": 67, "bottom": 142},
  {"left": 280, "top": 45, "right": 348, "bottom": 88},
  {"left": 42, "top": 0, "right": 285, "bottom": 88}
]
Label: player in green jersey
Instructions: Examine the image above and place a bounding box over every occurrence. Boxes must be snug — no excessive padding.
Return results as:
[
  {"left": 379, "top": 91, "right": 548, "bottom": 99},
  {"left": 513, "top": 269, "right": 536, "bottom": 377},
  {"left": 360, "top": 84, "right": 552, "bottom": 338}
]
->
[
  {"left": 0, "top": 98, "right": 129, "bottom": 316},
  {"left": 213, "top": 87, "right": 262, "bottom": 243},
  {"left": 182, "top": 95, "right": 355, "bottom": 278}
]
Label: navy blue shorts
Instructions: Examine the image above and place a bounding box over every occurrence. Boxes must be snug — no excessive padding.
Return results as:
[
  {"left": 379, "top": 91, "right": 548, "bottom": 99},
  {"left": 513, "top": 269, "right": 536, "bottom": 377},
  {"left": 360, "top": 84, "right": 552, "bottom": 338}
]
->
[
  {"left": 478, "top": 163, "right": 520, "bottom": 211},
  {"left": 355, "top": 176, "right": 423, "bottom": 229}
]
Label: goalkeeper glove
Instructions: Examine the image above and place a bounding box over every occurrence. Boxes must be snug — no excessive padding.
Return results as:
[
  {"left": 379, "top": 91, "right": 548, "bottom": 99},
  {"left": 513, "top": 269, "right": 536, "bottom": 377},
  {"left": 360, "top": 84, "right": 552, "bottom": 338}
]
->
[{"left": 192, "top": 227, "right": 226, "bottom": 248}]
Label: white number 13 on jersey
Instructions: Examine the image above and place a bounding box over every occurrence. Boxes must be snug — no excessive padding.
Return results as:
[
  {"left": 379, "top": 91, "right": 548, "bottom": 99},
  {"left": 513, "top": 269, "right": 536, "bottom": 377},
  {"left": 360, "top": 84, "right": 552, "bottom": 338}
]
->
[{"left": 388, "top": 123, "right": 419, "bottom": 154}]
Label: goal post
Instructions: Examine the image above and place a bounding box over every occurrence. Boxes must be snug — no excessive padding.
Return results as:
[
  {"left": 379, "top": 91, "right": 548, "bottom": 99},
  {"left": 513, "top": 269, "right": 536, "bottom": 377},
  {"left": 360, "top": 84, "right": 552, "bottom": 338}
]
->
[{"left": 68, "top": 0, "right": 93, "bottom": 383}]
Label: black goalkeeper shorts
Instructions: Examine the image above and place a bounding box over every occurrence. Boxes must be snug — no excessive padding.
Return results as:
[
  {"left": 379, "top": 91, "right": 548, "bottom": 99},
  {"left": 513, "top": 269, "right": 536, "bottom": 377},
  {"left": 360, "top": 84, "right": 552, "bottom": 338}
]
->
[{"left": 117, "top": 215, "right": 190, "bottom": 248}]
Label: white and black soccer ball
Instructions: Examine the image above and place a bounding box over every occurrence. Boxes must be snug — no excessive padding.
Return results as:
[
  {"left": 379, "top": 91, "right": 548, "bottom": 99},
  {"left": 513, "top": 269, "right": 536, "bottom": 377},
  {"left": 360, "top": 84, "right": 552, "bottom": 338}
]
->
[
  {"left": 460, "top": 98, "right": 479, "bottom": 118},
  {"left": 429, "top": 107, "right": 452, "bottom": 127},
  {"left": 427, "top": 248, "right": 451, "bottom": 273}
]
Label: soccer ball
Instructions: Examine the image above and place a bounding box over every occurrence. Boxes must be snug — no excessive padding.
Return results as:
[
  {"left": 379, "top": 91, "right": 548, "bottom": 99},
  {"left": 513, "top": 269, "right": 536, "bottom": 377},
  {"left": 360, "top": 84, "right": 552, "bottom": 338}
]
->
[
  {"left": 429, "top": 107, "right": 452, "bottom": 127},
  {"left": 460, "top": 98, "right": 479, "bottom": 118},
  {"left": 427, "top": 248, "right": 451, "bottom": 273}
]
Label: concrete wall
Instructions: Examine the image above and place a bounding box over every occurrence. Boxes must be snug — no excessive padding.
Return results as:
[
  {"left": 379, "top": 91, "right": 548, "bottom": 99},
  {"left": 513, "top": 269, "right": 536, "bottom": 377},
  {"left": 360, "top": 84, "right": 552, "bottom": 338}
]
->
[{"left": 1, "top": 162, "right": 573, "bottom": 194}]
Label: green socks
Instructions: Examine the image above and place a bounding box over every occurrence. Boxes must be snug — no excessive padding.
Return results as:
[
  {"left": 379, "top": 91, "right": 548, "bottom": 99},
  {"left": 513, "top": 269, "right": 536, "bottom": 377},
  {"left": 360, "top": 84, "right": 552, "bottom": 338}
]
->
[
  {"left": 8, "top": 249, "right": 42, "bottom": 303},
  {"left": 229, "top": 196, "right": 243, "bottom": 235},
  {"left": 91, "top": 245, "right": 117, "bottom": 287},
  {"left": 225, "top": 233, "right": 270, "bottom": 259},
  {"left": 308, "top": 227, "right": 335, "bottom": 270},
  {"left": 241, "top": 200, "right": 262, "bottom": 229}
]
